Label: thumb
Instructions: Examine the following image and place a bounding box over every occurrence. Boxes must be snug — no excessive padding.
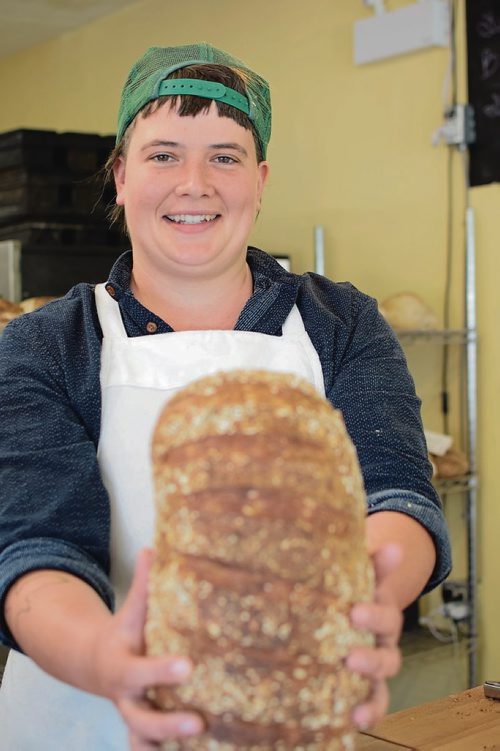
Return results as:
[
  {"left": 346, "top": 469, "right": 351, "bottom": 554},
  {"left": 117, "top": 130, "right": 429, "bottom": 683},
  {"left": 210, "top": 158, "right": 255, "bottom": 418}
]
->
[
  {"left": 371, "top": 543, "right": 404, "bottom": 586},
  {"left": 118, "top": 547, "right": 154, "bottom": 642}
]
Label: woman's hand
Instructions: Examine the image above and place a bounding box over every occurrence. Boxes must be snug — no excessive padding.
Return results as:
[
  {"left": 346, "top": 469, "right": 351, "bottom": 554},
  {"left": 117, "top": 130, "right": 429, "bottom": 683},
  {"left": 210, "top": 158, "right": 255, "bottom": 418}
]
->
[
  {"left": 346, "top": 543, "right": 404, "bottom": 730},
  {"left": 92, "top": 548, "right": 204, "bottom": 749},
  {"left": 5, "top": 550, "right": 204, "bottom": 750}
]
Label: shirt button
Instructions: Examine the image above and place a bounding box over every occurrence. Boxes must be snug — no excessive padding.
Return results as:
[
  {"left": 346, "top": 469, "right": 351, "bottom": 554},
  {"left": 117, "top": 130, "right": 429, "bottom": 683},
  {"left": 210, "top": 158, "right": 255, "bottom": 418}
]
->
[
  {"left": 146, "top": 321, "right": 158, "bottom": 334},
  {"left": 105, "top": 284, "right": 116, "bottom": 297}
]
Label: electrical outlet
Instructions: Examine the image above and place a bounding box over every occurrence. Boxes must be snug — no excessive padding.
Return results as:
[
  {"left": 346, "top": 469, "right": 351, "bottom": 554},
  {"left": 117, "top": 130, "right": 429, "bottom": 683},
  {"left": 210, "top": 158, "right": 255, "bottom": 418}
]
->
[
  {"left": 441, "top": 580, "right": 469, "bottom": 621},
  {"left": 442, "top": 601, "right": 469, "bottom": 621},
  {"left": 442, "top": 580, "right": 468, "bottom": 604},
  {"left": 442, "top": 105, "right": 476, "bottom": 147}
]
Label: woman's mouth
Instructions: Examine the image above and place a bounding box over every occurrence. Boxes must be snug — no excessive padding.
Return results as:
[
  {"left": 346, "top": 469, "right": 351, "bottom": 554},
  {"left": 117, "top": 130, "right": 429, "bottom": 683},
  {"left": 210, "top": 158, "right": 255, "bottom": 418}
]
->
[{"left": 165, "top": 214, "right": 219, "bottom": 224}]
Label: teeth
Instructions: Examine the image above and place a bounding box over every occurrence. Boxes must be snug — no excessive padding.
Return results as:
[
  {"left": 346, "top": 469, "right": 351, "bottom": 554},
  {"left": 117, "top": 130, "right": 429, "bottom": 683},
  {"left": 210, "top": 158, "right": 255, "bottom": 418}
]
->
[{"left": 167, "top": 214, "right": 217, "bottom": 224}]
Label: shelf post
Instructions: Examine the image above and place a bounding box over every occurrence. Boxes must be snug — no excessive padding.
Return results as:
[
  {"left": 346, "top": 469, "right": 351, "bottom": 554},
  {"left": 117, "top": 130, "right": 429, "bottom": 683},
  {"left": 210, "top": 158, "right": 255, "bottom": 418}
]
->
[{"left": 465, "top": 204, "right": 478, "bottom": 688}]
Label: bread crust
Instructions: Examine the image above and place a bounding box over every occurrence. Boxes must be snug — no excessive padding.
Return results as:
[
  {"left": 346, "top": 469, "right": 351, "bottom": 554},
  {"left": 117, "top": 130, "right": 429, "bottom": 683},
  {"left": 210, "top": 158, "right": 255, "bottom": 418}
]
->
[{"left": 147, "top": 370, "right": 374, "bottom": 750}]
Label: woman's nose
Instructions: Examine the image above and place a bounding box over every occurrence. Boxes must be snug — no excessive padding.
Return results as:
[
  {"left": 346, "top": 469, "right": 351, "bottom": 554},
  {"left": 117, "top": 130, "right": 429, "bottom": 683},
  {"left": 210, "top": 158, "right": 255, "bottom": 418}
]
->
[{"left": 174, "top": 161, "right": 214, "bottom": 197}]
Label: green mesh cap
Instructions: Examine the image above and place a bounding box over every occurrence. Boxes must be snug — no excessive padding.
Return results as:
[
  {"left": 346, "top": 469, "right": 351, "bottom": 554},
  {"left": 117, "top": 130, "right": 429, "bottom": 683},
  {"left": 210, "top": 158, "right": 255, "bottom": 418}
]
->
[{"left": 116, "top": 43, "right": 272, "bottom": 158}]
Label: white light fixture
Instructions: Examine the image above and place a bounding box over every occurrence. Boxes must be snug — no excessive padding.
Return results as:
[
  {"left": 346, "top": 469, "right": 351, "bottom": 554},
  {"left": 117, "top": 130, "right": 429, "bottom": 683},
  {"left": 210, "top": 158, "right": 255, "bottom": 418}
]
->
[
  {"left": 354, "top": 0, "right": 450, "bottom": 65},
  {"left": 363, "top": 0, "right": 387, "bottom": 15}
]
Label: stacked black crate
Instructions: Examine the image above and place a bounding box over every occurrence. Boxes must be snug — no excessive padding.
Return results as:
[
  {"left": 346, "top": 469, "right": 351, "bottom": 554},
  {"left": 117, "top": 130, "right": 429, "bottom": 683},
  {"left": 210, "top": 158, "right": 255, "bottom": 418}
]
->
[{"left": 0, "top": 129, "right": 127, "bottom": 300}]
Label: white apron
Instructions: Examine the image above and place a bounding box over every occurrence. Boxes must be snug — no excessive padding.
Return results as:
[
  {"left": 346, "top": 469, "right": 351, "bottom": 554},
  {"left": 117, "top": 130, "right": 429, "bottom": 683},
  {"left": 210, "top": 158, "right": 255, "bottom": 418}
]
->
[{"left": 0, "top": 282, "right": 325, "bottom": 750}]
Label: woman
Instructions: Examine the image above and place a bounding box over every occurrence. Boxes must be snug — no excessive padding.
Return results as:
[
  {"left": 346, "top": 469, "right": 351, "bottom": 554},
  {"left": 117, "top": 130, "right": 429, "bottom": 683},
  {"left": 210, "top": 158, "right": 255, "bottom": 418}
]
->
[{"left": 0, "top": 43, "right": 451, "bottom": 749}]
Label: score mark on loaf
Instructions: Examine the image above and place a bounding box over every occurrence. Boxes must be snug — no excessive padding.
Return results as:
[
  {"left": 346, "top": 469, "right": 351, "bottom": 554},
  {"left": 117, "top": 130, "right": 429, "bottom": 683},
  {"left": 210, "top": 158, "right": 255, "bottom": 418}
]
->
[{"left": 146, "top": 370, "right": 374, "bottom": 750}]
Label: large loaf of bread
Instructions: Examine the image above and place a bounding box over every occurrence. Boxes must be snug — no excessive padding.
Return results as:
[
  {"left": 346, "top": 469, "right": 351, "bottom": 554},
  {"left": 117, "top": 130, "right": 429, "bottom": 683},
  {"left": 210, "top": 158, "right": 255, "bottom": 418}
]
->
[{"left": 146, "top": 370, "right": 374, "bottom": 751}]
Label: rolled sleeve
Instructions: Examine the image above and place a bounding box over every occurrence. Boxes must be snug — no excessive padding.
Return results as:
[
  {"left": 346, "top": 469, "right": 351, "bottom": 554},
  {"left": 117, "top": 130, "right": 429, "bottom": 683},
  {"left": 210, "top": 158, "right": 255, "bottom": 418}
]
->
[
  {"left": 367, "top": 489, "right": 452, "bottom": 593},
  {"left": 0, "top": 539, "right": 115, "bottom": 650}
]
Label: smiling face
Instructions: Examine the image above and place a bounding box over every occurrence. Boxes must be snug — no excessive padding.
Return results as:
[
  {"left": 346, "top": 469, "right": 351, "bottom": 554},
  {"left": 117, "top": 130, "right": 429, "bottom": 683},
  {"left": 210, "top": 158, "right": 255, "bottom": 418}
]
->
[{"left": 113, "top": 101, "right": 269, "bottom": 282}]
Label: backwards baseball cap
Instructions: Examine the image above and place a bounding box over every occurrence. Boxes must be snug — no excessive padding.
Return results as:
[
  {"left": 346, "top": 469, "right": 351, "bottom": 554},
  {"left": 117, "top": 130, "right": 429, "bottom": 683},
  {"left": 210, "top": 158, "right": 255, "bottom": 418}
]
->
[{"left": 116, "top": 43, "right": 272, "bottom": 159}]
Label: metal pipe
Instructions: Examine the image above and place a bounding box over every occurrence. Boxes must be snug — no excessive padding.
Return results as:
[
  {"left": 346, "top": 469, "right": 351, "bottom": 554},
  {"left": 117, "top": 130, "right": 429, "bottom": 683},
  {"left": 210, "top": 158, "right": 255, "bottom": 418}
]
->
[
  {"left": 465, "top": 204, "right": 478, "bottom": 688},
  {"left": 314, "top": 226, "right": 325, "bottom": 276}
]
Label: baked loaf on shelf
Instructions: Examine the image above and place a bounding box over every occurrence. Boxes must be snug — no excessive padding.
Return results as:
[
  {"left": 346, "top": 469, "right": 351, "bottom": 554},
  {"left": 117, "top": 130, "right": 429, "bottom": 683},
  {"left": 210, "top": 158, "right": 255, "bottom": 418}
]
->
[{"left": 146, "top": 370, "right": 374, "bottom": 750}]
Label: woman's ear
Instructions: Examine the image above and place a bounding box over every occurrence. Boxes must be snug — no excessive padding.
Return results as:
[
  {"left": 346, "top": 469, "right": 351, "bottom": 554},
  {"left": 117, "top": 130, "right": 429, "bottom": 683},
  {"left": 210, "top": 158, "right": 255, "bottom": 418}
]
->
[
  {"left": 256, "top": 161, "right": 269, "bottom": 212},
  {"left": 113, "top": 156, "right": 126, "bottom": 206}
]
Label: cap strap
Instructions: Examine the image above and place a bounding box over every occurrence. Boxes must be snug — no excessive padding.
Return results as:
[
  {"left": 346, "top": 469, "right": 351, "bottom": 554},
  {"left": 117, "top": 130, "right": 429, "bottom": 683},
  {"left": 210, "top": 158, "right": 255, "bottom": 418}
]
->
[{"left": 158, "top": 79, "right": 250, "bottom": 116}]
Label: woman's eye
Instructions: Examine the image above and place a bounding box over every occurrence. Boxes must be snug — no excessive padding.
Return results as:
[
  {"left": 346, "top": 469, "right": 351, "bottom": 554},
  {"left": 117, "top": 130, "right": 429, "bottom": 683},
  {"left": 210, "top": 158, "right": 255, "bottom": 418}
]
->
[
  {"left": 214, "top": 155, "right": 237, "bottom": 164},
  {"left": 152, "top": 153, "right": 173, "bottom": 162}
]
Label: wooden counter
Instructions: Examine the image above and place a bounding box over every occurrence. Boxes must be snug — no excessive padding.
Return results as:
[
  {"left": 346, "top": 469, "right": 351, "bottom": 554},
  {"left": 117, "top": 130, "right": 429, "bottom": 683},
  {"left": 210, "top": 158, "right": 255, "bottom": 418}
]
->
[{"left": 357, "top": 686, "right": 500, "bottom": 750}]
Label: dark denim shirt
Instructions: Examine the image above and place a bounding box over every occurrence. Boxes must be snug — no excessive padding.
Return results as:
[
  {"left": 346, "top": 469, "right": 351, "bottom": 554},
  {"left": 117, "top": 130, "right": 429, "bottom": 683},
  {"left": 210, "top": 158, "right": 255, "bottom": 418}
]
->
[{"left": 0, "top": 248, "right": 451, "bottom": 649}]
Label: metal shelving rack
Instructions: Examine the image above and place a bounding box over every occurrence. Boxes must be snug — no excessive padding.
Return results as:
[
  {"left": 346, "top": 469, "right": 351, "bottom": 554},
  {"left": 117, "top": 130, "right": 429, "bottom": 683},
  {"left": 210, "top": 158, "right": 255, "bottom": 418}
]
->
[{"left": 395, "top": 206, "right": 478, "bottom": 688}]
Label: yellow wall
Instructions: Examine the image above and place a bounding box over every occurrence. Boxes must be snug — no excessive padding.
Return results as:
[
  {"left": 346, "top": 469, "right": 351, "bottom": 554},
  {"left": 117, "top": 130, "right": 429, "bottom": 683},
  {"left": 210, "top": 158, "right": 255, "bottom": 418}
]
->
[{"left": 1, "top": 0, "right": 498, "bottom": 683}]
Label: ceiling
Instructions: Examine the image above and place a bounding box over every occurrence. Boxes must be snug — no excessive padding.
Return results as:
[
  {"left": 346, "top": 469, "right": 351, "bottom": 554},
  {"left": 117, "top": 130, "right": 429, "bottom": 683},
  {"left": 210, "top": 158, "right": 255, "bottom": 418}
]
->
[{"left": 0, "top": 0, "right": 139, "bottom": 60}]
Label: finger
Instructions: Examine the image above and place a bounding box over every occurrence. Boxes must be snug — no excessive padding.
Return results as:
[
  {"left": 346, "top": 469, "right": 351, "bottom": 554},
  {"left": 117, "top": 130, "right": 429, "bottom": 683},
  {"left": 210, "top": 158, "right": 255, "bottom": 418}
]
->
[
  {"left": 346, "top": 644, "right": 401, "bottom": 680},
  {"left": 119, "top": 548, "right": 154, "bottom": 640},
  {"left": 352, "top": 679, "right": 390, "bottom": 730},
  {"left": 124, "top": 654, "right": 194, "bottom": 696},
  {"left": 371, "top": 543, "right": 404, "bottom": 589},
  {"left": 119, "top": 697, "right": 204, "bottom": 743},
  {"left": 350, "top": 600, "right": 403, "bottom": 645},
  {"left": 129, "top": 732, "right": 160, "bottom": 751}
]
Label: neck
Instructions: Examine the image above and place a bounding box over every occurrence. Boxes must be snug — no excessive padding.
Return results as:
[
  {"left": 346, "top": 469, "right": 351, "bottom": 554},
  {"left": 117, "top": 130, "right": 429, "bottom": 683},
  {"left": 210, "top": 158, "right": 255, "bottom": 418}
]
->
[{"left": 130, "top": 260, "right": 253, "bottom": 331}]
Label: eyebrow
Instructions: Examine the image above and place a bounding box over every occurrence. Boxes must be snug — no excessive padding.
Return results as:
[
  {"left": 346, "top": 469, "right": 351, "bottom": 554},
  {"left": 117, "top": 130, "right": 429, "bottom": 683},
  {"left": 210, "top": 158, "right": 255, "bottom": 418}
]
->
[
  {"left": 141, "top": 140, "right": 249, "bottom": 157},
  {"left": 210, "top": 142, "right": 249, "bottom": 157},
  {"left": 141, "top": 140, "right": 179, "bottom": 151}
]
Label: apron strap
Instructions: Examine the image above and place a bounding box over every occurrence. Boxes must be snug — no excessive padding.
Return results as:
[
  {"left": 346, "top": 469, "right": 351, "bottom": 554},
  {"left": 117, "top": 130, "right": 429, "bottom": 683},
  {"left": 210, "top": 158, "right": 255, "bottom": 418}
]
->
[
  {"left": 282, "top": 306, "right": 325, "bottom": 396},
  {"left": 95, "top": 283, "right": 128, "bottom": 339},
  {"left": 282, "top": 304, "right": 306, "bottom": 335}
]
